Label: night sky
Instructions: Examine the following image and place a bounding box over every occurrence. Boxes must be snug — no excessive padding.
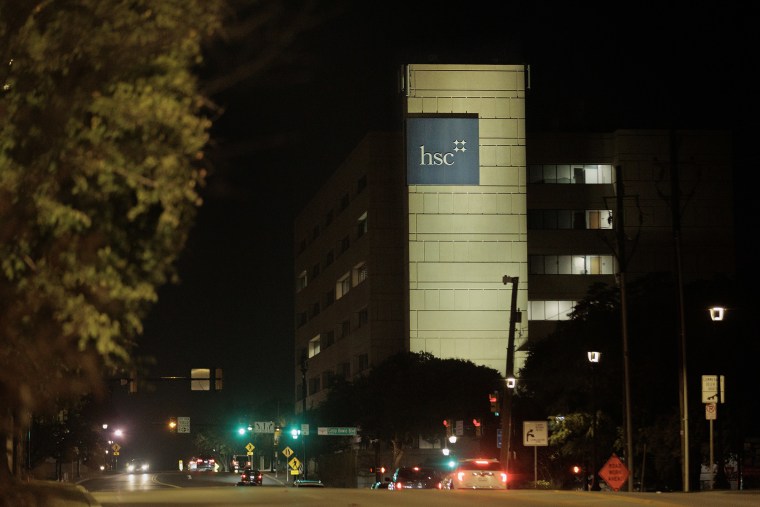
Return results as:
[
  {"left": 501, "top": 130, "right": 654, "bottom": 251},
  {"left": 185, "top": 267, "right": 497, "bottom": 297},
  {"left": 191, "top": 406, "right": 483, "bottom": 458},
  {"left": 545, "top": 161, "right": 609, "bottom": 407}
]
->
[{"left": 128, "top": 1, "right": 753, "bottom": 435}]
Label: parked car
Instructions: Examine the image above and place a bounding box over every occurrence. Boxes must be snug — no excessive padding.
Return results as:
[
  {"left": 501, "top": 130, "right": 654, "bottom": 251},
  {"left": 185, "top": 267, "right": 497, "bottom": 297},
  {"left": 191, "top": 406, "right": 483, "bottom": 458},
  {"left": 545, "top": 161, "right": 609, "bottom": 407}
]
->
[
  {"left": 125, "top": 458, "right": 150, "bottom": 474},
  {"left": 370, "top": 479, "right": 392, "bottom": 489},
  {"left": 237, "top": 468, "right": 263, "bottom": 486},
  {"left": 389, "top": 466, "right": 446, "bottom": 490},
  {"left": 448, "top": 458, "right": 507, "bottom": 489}
]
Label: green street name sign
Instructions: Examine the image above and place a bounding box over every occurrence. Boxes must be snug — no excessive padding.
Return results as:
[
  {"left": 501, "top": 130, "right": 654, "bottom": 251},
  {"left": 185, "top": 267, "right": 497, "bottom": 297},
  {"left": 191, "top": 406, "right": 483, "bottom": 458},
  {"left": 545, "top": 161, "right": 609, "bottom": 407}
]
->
[{"left": 317, "top": 427, "right": 357, "bottom": 436}]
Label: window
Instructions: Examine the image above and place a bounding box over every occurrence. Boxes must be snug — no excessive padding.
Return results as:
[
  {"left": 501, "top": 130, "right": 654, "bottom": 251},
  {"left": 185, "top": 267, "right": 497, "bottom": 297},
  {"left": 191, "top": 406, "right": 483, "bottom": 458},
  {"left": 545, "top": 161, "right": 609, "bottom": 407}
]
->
[
  {"left": 338, "top": 362, "right": 351, "bottom": 379},
  {"left": 324, "top": 250, "right": 334, "bottom": 268},
  {"left": 296, "top": 271, "right": 308, "bottom": 292},
  {"left": 312, "top": 225, "right": 320, "bottom": 240},
  {"left": 528, "top": 164, "right": 613, "bottom": 184},
  {"left": 340, "top": 235, "right": 350, "bottom": 254},
  {"left": 296, "top": 312, "right": 307, "bottom": 328},
  {"left": 527, "top": 209, "right": 613, "bottom": 230},
  {"left": 323, "top": 330, "right": 335, "bottom": 349},
  {"left": 340, "top": 319, "right": 351, "bottom": 339},
  {"left": 529, "top": 255, "right": 615, "bottom": 275},
  {"left": 357, "top": 354, "right": 369, "bottom": 372},
  {"left": 311, "top": 301, "right": 320, "bottom": 317},
  {"left": 324, "top": 209, "right": 334, "bottom": 227},
  {"left": 353, "top": 262, "right": 368, "bottom": 285},
  {"left": 336, "top": 272, "right": 350, "bottom": 299},
  {"left": 322, "top": 370, "right": 335, "bottom": 389},
  {"left": 324, "top": 288, "right": 335, "bottom": 307},
  {"left": 311, "top": 263, "right": 320, "bottom": 280},
  {"left": 529, "top": 300, "right": 577, "bottom": 321},
  {"left": 308, "top": 335, "right": 321, "bottom": 358},
  {"left": 309, "top": 377, "right": 320, "bottom": 395},
  {"left": 339, "top": 193, "right": 349, "bottom": 212},
  {"left": 357, "top": 174, "right": 367, "bottom": 194},
  {"left": 298, "top": 239, "right": 307, "bottom": 253},
  {"left": 356, "top": 212, "right": 368, "bottom": 239},
  {"left": 358, "top": 307, "right": 369, "bottom": 327}
]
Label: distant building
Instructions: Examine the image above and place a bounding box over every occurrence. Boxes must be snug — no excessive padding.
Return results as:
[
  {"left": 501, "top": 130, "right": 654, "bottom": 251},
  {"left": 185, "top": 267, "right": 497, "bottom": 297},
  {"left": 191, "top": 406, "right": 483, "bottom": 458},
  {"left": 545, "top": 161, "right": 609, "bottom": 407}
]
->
[{"left": 293, "top": 64, "right": 734, "bottom": 412}]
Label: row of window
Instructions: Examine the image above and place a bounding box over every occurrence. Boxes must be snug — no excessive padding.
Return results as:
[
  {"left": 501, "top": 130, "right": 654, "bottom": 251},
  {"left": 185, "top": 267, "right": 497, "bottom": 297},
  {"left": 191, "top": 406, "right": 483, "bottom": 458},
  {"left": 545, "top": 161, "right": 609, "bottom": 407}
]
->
[
  {"left": 528, "top": 164, "right": 614, "bottom": 185},
  {"left": 297, "top": 174, "right": 368, "bottom": 254},
  {"left": 296, "top": 262, "right": 368, "bottom": 327},
  {"left": 307, "top": 306, "right": 369, "bottom": 359},
  {"left": 528, "top": 209, "right": 613, "bottom": 230},
  {"left": 529, "top": 254, "right": 615, "bottom": 275},
  {"left": 301, "top": 353, "right": 369, "bottom": 398},
  {"left": 296, "top": 212, "right": 368, "bottom": 293}
]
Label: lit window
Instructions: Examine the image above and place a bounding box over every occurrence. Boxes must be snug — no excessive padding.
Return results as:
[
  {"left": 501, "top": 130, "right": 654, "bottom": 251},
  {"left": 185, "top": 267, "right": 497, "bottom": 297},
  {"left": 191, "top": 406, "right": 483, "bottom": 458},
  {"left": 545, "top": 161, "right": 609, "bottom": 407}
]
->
[
  {"left": 357, "top": 212, "right": 368, "bottom": 238},
  {"left": 336, "top": 273, "right": 350, "bottom": 299},
  {"left": 308, "top": 335, "right": 321, "bottom": 358},
  {"left": 528, "top": 301, "right": 577, "bottom": 321},
  {"left": 353, "top": 262, "right": 368, "bottom": 285},
  {"left": 296, "top": 271, "right": 307, "bottom": 292}
]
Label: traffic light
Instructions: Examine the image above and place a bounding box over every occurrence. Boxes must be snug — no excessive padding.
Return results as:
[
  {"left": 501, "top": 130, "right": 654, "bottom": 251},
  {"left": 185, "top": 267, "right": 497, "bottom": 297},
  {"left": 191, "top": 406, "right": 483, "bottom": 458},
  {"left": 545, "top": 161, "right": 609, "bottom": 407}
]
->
[
  {"left": 473, "top": 418, "right": 482, "bottom": 436},
  {"left": 489, "top": 391, "right": 500, "bottom": 415},
  {"left": 442, "top": 419, "right": 452, "bottom": 437},
  {"left": 290, "top": 428, "right": 301, "bottom": 439},
  {"left": 168, "top": 417, "right": 177, "bottom": 432}
]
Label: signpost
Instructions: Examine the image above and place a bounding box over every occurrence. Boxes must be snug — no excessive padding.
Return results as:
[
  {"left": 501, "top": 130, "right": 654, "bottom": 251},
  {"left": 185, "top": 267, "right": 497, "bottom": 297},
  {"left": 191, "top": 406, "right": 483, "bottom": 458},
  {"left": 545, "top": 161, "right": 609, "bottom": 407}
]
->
[
  {"left": 702, "top": 374, "right": 725, "bottom": 489},
  {"left": 523, "top": 421, "right": 549, "bottom": 487},
  {"left": 177, "top": 416, "right": 190, "bottom": 434},
  {"left": 317, "top": 427, "right": 357, "bottom": 436},
  {"left": 599, "top": 453, "right": 629, "bottom": 491}
]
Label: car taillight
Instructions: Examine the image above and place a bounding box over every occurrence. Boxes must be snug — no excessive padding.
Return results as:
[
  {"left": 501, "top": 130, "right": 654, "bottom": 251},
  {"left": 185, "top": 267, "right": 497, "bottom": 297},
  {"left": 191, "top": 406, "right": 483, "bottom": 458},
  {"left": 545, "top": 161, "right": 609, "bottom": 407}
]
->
[
  {"left": 500, "top": 472, "right": 508, "bottom": 483},
  {"left": 395, "top": 482, "right": 402, "bottom": 489}
]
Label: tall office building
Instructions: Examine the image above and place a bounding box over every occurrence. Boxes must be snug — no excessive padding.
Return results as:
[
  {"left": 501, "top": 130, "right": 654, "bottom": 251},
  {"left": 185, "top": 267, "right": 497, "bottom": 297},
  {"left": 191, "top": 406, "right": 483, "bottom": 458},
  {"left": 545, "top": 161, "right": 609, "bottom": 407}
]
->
[{"left": 293, "top": 65, "right": 733, "bottom": 413}]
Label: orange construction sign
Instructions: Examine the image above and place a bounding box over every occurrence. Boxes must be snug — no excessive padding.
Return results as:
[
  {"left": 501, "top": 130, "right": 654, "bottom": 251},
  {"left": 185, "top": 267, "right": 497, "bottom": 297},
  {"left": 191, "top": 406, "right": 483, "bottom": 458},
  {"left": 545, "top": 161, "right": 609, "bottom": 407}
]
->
[{"left": 598, "top": 453, "right": 629, "bottom": 491}]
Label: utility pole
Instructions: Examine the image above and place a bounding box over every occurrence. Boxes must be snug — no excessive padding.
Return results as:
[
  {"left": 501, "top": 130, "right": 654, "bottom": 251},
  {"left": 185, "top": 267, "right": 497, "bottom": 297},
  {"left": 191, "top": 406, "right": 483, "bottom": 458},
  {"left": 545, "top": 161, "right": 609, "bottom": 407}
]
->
[{"left": 501, "top": 275, "right": 519, "bottom": 482}]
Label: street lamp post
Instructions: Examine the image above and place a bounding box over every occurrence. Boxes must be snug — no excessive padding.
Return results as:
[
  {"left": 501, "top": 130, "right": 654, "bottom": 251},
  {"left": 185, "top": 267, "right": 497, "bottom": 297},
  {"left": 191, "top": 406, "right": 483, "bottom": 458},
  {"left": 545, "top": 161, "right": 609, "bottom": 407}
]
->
[
  {"left": 501, "top": 275, "right": 519, "bottom": 481},
  {"left": 587, "top": 351, "right": 601, "bottom": 491}
]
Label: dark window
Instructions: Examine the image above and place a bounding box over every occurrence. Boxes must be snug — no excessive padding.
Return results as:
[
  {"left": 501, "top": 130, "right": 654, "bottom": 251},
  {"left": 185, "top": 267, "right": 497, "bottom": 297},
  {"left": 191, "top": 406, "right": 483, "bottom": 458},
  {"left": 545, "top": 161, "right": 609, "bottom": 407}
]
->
[
  {"left": 357, "top": 174, "right": 367, "bottom": 193},
  {"left": 340, "top": 319, "right": 350, "bottom": 339},
  {"left": 298, "top": 239, "right": 307, "bottom": 254},
  {"left": 323, "top": 330, "right": 335, "bottom": 348},
  {"left": 358, "top": 307, "right": 368, "bottom": 326},
  {"left": 340, "top": 236, "right": 350, "bottom": 253},
  {"left": 325, "top": 289, "right": 335, "bottom": 307},
  {"left": 324, "top": 209, "right": 334, "bottom": 227},
  {"left": 358, "top": 354, "right": 369, "bottom": 372},
  {"left": 324, "top": 250, "right": 334, "bottom": 268},
  {"left": 296, "top": 312, "right": 307, "bottom": 328},
  {"left": 312, "top": 263, "right": 320, "bottom": 279},
  {"left": 312, "top": 225, "right": 320, "bottom": 240},
  {"left": 338, "top": 362, "right": 351, "bottom": 379},
  {"left": 339, "top": 193, "right": 349, "bottom": 212},
  {"left": 311, "top": 302, "right": 320, "bottom": 318}
]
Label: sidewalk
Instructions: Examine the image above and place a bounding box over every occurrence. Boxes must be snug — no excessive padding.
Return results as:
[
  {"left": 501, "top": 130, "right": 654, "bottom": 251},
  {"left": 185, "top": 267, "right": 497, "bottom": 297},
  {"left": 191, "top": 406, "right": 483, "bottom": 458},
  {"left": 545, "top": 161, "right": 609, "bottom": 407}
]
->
[{"left": 0, "top": 479, "right": 101, "bottom": 507}]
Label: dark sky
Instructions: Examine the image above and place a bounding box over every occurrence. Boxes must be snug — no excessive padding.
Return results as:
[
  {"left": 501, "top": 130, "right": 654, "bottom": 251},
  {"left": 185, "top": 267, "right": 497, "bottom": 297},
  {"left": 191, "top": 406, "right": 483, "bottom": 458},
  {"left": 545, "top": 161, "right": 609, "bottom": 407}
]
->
[{"left": 134, "top": 1, "right": 752, "bottom": 416}]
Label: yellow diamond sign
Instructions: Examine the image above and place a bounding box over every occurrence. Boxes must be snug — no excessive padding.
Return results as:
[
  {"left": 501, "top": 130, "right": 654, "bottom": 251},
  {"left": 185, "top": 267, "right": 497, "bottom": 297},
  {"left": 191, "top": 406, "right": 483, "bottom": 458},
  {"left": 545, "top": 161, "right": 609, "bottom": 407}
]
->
[
  {"left": 282, "top": 446, "right": 293, "bottom": 458},
  {"left": 112, "top": 443, "right": 120, "bottom": 453},
  {"left": 245, "top": 443, "right": 254, "bottom": 453},
  {"left": 288, "top": 457, "right": 301, "bottom": 470}
]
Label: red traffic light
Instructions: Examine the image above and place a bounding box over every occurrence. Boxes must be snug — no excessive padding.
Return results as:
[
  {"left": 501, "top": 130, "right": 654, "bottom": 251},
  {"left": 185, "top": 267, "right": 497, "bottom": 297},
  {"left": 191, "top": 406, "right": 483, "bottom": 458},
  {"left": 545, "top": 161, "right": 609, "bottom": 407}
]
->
[
  {"left": 472, "top": 418, "right": 481, "bottom": 427},
  {"left": 442, "top": 419, "right": 449, "bottom": 427}
]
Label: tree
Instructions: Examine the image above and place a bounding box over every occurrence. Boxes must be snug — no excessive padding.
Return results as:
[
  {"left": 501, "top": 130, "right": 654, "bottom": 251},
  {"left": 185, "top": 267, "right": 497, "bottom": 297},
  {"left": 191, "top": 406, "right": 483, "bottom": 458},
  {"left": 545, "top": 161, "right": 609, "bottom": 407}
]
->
[
  {"left": 314, "top": 352, "right": 502, "bottom": 468},
  {"left": 0, "top": 0, "right": 222, "bottom": 482}
]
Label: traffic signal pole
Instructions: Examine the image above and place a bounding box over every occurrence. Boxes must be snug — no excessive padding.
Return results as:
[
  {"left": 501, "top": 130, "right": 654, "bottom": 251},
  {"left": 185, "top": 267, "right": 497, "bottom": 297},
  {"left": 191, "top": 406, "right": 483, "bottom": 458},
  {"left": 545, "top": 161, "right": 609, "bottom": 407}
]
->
[{"left": 501, "top": 275, "right": 519, "bottom": 483}]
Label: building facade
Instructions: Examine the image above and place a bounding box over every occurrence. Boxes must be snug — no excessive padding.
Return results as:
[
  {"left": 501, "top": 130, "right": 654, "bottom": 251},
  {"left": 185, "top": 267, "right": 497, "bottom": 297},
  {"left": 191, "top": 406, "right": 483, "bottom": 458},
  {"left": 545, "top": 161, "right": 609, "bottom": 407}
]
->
[{"left": 293, "top": 64, "right": 734, "bottom": 413}]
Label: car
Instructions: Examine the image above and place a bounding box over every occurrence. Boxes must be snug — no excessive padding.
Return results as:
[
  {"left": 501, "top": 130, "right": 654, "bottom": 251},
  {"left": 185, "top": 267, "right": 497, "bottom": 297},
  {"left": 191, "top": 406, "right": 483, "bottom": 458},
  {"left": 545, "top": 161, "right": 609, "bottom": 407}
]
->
[
  {"left": 448, "top": 458, "right": 507, "bottom": 489},
  {"left": 293, "top": 479, "right": 324, "bottom": 487},
  {"left": 191, "top": 456, "right": 217, "bottom": 472},
  {"left": 237, "top": 468, "right": 263, "bottom": 486},
  {"left": 125, "top": 458, "right": 150, "bottom": 474},
  {"left": 370, "top": 479, "right": 392, "bottom": 489},
  {"left": 389, "top": 466, "right": 446, "bottom": 490}
]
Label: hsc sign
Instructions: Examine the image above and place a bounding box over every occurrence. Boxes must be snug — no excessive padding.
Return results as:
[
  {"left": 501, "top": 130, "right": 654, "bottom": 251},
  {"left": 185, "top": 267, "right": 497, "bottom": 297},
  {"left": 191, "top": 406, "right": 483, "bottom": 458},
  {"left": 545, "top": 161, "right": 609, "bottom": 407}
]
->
[{"left": 406, "top": 117, "right": 479, "bottom": 185}]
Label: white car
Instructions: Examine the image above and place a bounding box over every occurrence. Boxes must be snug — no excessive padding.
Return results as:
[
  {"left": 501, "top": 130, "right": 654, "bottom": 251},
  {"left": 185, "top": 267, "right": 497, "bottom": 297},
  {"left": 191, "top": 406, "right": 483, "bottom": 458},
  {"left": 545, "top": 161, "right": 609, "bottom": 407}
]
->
[{"left": 449, "top": 458, "right": 507, "bottom": 489}]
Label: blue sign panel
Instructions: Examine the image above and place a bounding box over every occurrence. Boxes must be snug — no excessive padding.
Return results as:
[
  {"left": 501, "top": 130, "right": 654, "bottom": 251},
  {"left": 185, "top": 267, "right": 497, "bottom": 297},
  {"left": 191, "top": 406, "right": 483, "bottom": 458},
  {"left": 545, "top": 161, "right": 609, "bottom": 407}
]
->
[{"left": 406, "top": 117, "right": 479, "bottom": 185}]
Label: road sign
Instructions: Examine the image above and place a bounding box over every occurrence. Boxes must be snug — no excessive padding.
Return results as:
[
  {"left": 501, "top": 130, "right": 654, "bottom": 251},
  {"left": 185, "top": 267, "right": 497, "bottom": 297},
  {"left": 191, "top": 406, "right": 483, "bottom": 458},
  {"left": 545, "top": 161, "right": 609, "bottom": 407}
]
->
[
  {"left": 245, "top": 443, "right": 255, "bottom": 453},
  {"left": 599, "top": 453, "right": 629, "bottom": 491},
  {"left": 317, "top": 427, "right": 357, "bottom": 436},
  {"left": 702, "top": 375, "right": 725, "bottom": 403},
  {"left": 112, "top": 443, "right": 121, "bottom": 453},
  {"left": 288, "top": 457, "right": 301, "bottom": 470},
  {"left": 177, "top": 416, "right": 190, "bottom": 434},
  {"left": 282, "top": 446, "right": 294, "bottom": 458},
  {"left": 706, "top": 402, "right": 717, "bottom": 420},
  {"left": 254, "top": 421, "right": 275, "bottom": 433},
  {"left": 301, "top": 423, "right": 310, "bottom": 436},
  {"left": 523, "top": 421, "right": 549, "bottom": 446}
]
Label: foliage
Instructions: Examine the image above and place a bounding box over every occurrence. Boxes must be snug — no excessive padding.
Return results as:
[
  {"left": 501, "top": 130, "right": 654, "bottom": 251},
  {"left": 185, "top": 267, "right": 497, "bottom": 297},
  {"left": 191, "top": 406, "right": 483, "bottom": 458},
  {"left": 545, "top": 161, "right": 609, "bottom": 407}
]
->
[
  {"left": 0, "top": 0, "right": 223, "bottom": 481},
  {"left": 517, "top": 273, "right": 743, "bottom": 490},
  {"left": 313, "top": 351, "right": 502, "bottom": 467}
]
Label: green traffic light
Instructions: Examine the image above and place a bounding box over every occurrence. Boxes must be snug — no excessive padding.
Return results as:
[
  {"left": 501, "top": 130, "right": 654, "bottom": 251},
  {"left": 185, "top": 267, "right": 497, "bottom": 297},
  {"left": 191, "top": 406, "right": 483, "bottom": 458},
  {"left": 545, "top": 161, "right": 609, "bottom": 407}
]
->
[
  {"left": 290, "top": 428, "right": 300, "bottom": 439},
  {"left": 238, "top": 427, "right": 246, "bottom": 435}
]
